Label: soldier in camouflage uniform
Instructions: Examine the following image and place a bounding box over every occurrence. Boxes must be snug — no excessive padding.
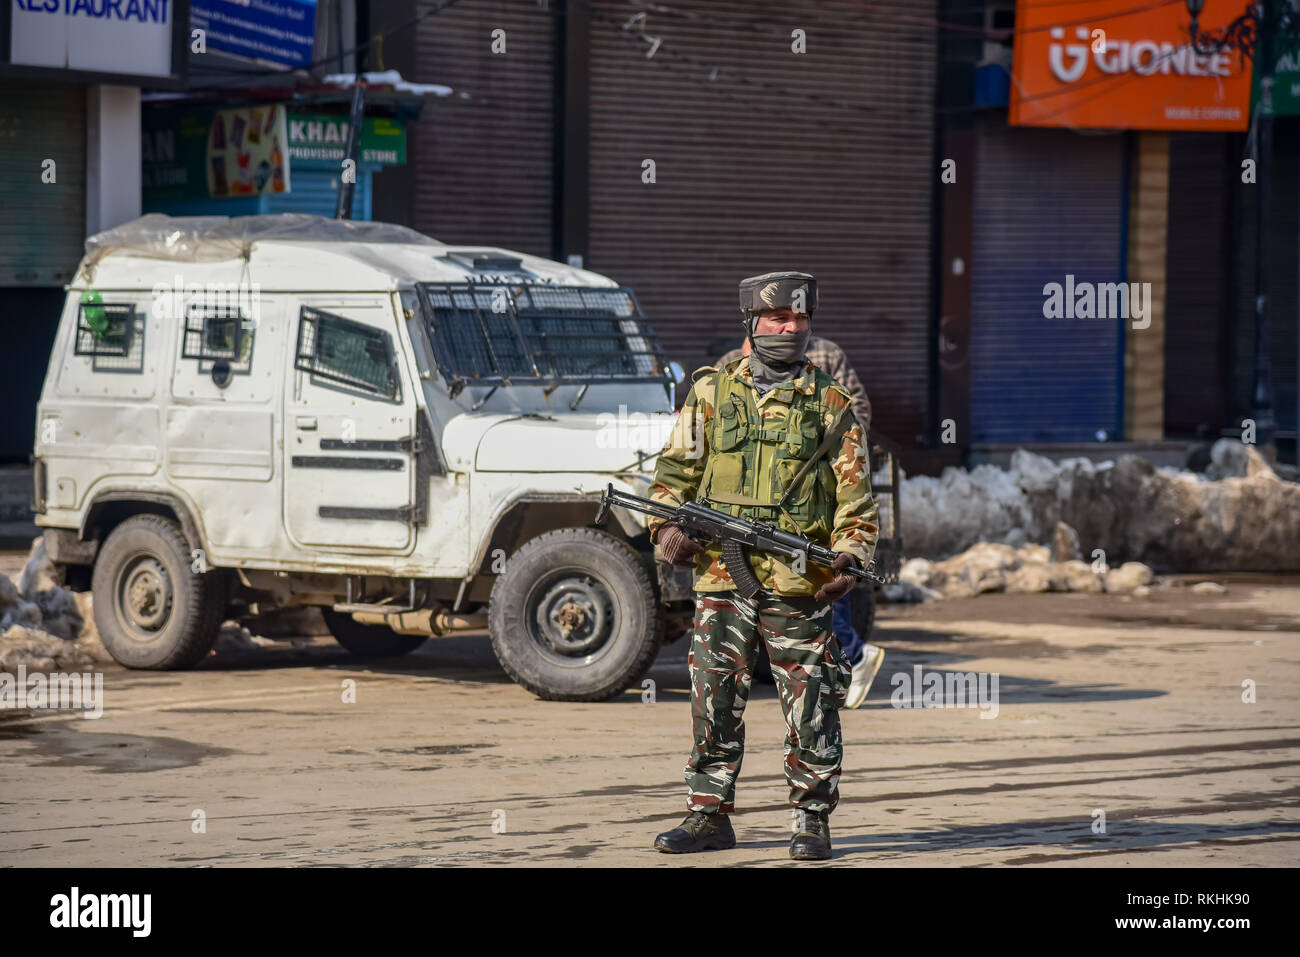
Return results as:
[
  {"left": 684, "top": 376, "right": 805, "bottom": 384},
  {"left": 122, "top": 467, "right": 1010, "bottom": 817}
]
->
[
  {"left": 717, "top": 336, "right": 885, "bottom": 709},
  {"left": 648, "top": 271, "right": 879, "bottom": 861}
]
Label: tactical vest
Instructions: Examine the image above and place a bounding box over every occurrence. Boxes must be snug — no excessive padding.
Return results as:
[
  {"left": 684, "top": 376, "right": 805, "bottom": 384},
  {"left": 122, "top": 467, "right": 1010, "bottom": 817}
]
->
[{"left": 696, "top": 364, "right": 841, "bottom": 542}]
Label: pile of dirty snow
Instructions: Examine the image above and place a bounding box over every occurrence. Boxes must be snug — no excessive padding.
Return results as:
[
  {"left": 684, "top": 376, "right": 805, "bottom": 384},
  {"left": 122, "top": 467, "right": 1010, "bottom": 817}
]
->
[
  {"left": 882, "top": 528, "right": 1155, "bottom": 603},
  {"left": 899, "top": 440, "right": 1300, "bottom": 571},
  {"left": 1, "top": 538, "right": 109, "bottom": 672}
]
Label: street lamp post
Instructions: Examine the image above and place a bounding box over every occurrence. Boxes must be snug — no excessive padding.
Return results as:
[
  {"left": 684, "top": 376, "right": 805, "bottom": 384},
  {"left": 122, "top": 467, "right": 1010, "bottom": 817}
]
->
[{"left": 1186, "top": 0, "right": 1300, "bottom": 452}]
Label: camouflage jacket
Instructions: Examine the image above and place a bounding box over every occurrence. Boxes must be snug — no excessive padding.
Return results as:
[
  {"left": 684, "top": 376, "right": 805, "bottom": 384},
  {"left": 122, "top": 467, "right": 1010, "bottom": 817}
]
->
[
  {"left": 648, "top": 354, "right": 879, "bottom": 596},
  {"left": 718, "top": 336, "right": 871, "bottom": 433}
]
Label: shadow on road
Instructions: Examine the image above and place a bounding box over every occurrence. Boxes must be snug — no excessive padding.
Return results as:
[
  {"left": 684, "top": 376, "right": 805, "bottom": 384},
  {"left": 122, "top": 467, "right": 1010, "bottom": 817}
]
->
[
  {"left": 194, "top": 631, "right": 516, "bottom": 686},
  {"left": 171, "top": 617, "right": 1170, "bottom": 709},
  {"left": 734, "top": 817, "right": 1300, "bottom": 863}
]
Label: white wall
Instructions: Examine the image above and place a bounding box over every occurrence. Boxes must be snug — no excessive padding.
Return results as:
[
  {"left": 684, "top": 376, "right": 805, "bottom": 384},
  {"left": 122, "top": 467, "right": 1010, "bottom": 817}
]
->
[{"left": 86, "top": 85, "right": 142, "bottom": 237}]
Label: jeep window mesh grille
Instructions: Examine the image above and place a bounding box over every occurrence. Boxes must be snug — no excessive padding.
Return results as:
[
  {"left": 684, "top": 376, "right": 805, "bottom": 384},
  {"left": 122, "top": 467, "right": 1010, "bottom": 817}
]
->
[
  {"left": 74, "top": 303, "right": 145, "bottom": 373},
  {"left": 295, "top": 307, "right": 400, "bottom": 400},
  {"left": 182, "top": 306, "right": 256, "bottom": 374},
  {"left": 183, "top": 306, "right": 242, "bottom": 359},
  {"left": 417, "top": 283, "right": 667, "bottom": 385}
]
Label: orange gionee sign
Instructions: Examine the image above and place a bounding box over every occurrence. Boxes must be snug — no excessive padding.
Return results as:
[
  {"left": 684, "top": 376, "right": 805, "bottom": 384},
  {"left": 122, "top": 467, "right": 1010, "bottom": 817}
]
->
[{"left": 1009, "top": 0, "right": 1250, "bottom": 131}]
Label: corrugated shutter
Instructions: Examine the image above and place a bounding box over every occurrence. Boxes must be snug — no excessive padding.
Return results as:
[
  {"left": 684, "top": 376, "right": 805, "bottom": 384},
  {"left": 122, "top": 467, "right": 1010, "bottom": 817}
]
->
[
  {"left": 585, "top": 0, "right": 936, "bottom": 442},
  {"left": 264, "top": 167, "right": 374, "bottom": 220},
  {"left": 1165, "top": 133, "right": 1232, "bottom": 437},
  {"left": 969, "top": 116, "right": 1125, "bottom": 443},
  {"left": 409, "top": 0, "right": 554, "bottom": 256},
  {"left": 0, "top": 80, "right": 85, "bottom": 286}
]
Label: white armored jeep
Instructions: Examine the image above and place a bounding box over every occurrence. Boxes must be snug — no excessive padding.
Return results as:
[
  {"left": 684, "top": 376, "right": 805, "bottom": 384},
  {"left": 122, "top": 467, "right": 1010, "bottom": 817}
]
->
[{"left": 31, "top": 214, "right": 697, "bottom": 700}]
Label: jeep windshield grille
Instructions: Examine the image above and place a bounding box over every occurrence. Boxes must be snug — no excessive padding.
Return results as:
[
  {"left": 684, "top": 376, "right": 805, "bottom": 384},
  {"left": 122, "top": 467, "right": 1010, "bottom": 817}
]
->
[{"left": 416, "top": 283, "right": 668, "bottom": 385}]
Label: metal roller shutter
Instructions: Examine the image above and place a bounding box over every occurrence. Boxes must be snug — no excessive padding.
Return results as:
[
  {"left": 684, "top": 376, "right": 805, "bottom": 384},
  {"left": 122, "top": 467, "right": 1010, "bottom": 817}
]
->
[
  {"left": 969, "top": 117, "right": 1125, "bottom": 443},
  {"left": 409, "top": 0, "right": 554, "bottom": 256},
  {"left": 264, "top": 168, "right": 374, "bottom": 220},
  {"left": 1164, "top": 133, "right": 1232, "bottom": 438},
  {"left": 0, "top": 80, "right": 86, "bottom": 287},
  {"left": 585, "top": 0, "right": 936, "bottom": 443}
]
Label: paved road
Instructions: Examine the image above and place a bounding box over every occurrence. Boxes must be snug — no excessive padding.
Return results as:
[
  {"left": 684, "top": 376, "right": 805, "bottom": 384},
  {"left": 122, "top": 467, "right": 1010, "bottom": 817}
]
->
[{"left": 2, "top": 578, "right": 1297, "bottom": 866}]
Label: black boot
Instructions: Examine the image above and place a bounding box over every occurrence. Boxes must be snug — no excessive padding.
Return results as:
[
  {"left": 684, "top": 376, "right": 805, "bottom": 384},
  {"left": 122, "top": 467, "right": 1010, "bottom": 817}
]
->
[
  {"left": 653, "top": 811, "right": 737, "bottom": 853},
  {"left": 789, "top": 809, "right": 832, "bottom": 860}
]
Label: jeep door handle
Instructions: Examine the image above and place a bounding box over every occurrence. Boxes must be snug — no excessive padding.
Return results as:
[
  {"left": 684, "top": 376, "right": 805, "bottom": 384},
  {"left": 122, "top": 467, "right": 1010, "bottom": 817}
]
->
[{"left": 296, "top": 416, "right": 318, "bottom": 430}]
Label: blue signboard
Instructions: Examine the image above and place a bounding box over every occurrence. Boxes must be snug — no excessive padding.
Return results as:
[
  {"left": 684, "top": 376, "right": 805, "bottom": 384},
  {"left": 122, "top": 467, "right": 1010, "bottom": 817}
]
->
[{"left": 191, "top": 0, "right": 317, "bottom": 69}]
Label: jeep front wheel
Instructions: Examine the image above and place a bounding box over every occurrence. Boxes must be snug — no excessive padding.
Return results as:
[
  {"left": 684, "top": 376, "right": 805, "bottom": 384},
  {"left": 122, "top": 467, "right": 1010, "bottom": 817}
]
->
[
  {"left": 92, "top": 514, "right": 225, "bottom": 669},
  {"left": 489, "top": 527, "right": 660, "bottom": 701}
]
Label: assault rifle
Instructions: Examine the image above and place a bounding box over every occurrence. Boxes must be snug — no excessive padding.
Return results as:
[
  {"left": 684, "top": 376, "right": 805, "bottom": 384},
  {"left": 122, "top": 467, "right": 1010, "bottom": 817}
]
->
[{"left": 594, "top": 483, "right": 884, "bottom": 599}]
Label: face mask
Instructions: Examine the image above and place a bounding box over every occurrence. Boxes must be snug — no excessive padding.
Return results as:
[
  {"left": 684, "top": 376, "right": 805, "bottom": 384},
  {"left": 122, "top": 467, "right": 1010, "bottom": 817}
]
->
[{"left": 751, "top": 329, "right": 810, "bottom": 367}]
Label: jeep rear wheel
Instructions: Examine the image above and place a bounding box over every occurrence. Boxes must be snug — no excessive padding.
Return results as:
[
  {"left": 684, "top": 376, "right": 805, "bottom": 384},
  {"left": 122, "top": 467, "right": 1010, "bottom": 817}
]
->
[
  {"left": 92, "top": 514, "right": 225, "bottom": 669},
  {"left": 489, "top": 527, "right": 660, "bottom": 701},
  {"left": 321, "top": 608, "right": 427, "bottom": 657}
]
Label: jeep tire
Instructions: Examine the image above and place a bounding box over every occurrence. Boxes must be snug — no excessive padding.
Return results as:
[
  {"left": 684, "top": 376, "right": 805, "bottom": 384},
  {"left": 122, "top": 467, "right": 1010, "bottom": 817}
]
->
[
  {"left": 92, "top": 514, "right": 225, "bottom": 669},
  {"left": 489, "top": 527, "right": 660, "bottom": 701},
  {"left": 321, "top": 608, "right": 427, "bottom": 657}
]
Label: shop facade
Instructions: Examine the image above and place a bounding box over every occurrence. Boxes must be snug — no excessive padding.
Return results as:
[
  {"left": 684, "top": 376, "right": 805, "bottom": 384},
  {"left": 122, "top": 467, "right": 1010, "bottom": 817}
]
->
[
  {"left": 142, "top": 101, "right": 411, "bottom": 221},
  {"left": 937, "top": 0, "right": 1298, "bottom": 463}
]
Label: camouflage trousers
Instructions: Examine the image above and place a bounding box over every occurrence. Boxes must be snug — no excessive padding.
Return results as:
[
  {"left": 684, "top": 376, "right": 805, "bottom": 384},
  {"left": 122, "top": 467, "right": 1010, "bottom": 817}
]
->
[{"left": 684, "top": 590, "right": 852, "bottom": 815}]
